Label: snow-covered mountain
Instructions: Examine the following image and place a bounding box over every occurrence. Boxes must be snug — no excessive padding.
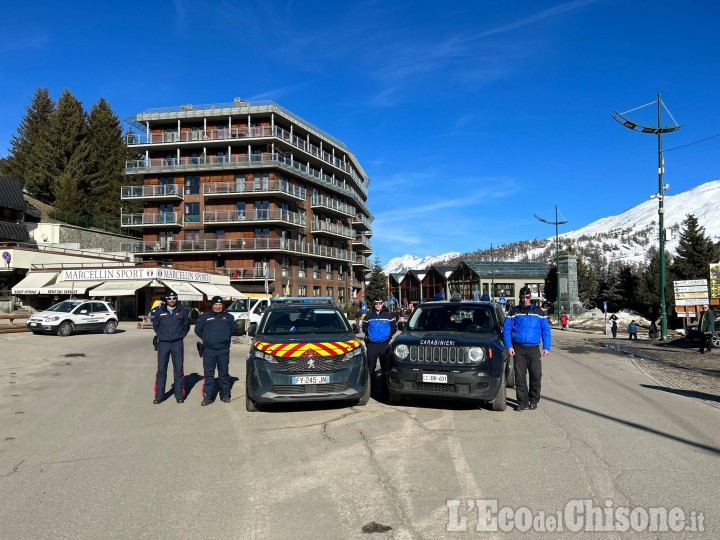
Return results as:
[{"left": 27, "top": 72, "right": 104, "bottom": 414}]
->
[
  {"left": 384, "top": 252, "right": 460, "bottom": 275},
  {"left": 384, "top": 178, "right": 720, "bottom": 273}
]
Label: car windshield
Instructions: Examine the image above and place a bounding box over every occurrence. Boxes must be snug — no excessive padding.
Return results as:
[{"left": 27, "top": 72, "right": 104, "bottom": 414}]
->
[
  {"left": 46, "top": 301, "right": 82, "bottom": 313},
  {"left": 260, "top": 307, "right": 350, "bottom": 335},
  {"left": 407, "top": 304, "right": 496, "bottom": 333}
]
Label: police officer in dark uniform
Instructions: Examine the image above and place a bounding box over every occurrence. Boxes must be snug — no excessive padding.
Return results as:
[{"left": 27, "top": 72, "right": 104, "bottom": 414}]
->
[
  {"left": 502, "top": 286, "right": 551, "bottom": 411},
  {"left": 195, "top": 296, "right": 237, "bottom": 406},
  {"left": 152, "top": 290, "right": 191, "bottom": 404},
  {"left": 362, "top": 298, "right": 397, "bottom": 391}
]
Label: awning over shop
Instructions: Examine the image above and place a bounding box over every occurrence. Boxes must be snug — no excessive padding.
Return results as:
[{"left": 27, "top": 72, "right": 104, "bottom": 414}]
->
[
  {"left": 88, "top": 280, "right": 151, "bottom": 297},
  {"left": 11, "top": 272, "right": 59, "bottom": 295},
  {"left": 160, "top": 280, "right": 203, "bottom": 301},
  {"left": 192, "top": 282, "right": 246, "bottom": 300},
  {"left": 38, "top": 281, "right": 102, "bottom": 295}
]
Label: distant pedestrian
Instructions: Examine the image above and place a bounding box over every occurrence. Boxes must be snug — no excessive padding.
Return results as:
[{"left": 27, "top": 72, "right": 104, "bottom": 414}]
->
[
  {"left": 560, "top": 312, "right": 569, "bottom": 330},
  {"left": 355, "top": 309, "right": 361, "bottom": 326},
  {"left": 627, "top": 320, "right": 638, "bottom": 340},
  {"left": 649, "top": 320, "right": 659, "bottom": 340},
  {"left": 699, "top": 304, "right": 715, "bottom": 354},
  {"left": 611, "top": 317, "right": 618, "bottom": 339}
]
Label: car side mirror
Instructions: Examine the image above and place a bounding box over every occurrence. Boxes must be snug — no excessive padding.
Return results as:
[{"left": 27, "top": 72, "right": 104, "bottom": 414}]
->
[
  {"left": 247, "top": 323, "right": 257, "bottom": 337},
  {"left": 352, "top": 323, "right": 360, "bottom": 334},
  {"left": 398, "top": 321, "right": 406, "bottom": 331}
]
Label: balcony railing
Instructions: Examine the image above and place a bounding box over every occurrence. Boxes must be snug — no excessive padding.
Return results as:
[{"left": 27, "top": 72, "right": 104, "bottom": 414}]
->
[
  {"left": 352, "top": 213, "right": 373, "bottom": 231},
  {"left": 216, "top": 267, "right": 276, "bottom": 281},
  {"left": 203, "top": 209, "right": 306, "bottom": 227},
  {"left": 121, "top": 238, "right": 355, "bottom": 262},
  {"left": 310, "top": 221, "right": 354, "bottom": 240},
  {"left": 353, "top": 235, "right": 373, "bottom": 252},
  {"left": 121, "top": 184, "right": 184, "bottom": 200},
  {"left": 124, "top": 153, "right": 369, "bottom": 214},
  {"left": 353, "top": 255, "right": 370, "bottom": 267},
  {"left": 125, "top": 124, "right": 367, "bottom": 196},
  {"left": 311, "top": 195, "right": 356, "bottom": 217},
  {"left": 203, "top": 179, "right": 306, "bottom": 200},
  {"left": 121, "top": 212, "right": 183, "bottom": 228}
]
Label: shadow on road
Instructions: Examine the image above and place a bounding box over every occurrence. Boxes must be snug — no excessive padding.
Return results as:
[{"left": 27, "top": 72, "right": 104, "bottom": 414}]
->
[
  {"left": 542, "top": 395, "right": 720, "bottom": 455},
  {"left": 640, "top": 384, "right": 720, "bottom": 404}
]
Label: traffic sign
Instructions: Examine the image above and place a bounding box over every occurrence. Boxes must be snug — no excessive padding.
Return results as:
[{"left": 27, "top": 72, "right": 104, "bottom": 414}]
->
[
  {"left": 498, "top": 297, "right": 506, "bottom": 304},
  {"left": 1, "top": 251, "right": 10, "bottom": 262}
]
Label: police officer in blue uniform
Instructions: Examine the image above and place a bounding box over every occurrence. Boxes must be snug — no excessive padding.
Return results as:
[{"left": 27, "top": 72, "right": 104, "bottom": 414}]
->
[
  {"left": 152, "top": 290, "right": 191, "bottom": 404},
  {"left": 362, "top": 298, "right": 397, "bottom": 392},
  {"left": 503, "top": 286, "right": 551, "bottom": 411},
  {"left": 195, "top": 296, "right": 237, "bottom": 406}
]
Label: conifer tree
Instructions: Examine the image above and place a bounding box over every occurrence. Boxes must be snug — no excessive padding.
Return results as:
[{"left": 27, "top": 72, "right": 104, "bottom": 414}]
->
[
  {"left": 671, "top": 214, "right": 720, "bottom": 281},
  {"left": 26, "top": 89, "right": 88, "bottom": 203},
  {"left": 86, "top": 98, "right": 134, "bottom": 223},
  {"left": 365, "top": 256, "right": 388, "bottom": 302},
  {"left": 0, "top": 87, "right": 55, "bottom": 184},
  {"left": 54, "top": 148, "right": 89, "bottom": 216},
  {"left": 637, "top": 248, "right": 675, "bottom": 319}
]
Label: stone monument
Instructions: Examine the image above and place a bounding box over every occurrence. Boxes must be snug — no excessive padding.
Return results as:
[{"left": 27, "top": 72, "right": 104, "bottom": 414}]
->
[{"left": 558, "top": 253, "right": 584, "bottom": 315}]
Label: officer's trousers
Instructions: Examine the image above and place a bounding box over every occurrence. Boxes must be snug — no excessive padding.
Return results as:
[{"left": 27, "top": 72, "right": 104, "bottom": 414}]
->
[
  {"left": 513, "top": 343, "right": 542, "bottom": 407},
  {"left": 202, "top": 348, "right": 231, "bottom": 399},
  {"left": 366, "top": 340, "right": 390, "bottom": 378},
  {"left": 156, "top": 340, "right": 185, "bottom": 399}
]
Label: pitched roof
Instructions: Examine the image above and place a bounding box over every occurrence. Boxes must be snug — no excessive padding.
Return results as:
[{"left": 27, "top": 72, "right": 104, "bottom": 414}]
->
[
  {"left": 0, "top": 176, "right": 27, "bottom": 212},
  {"left": 460, "top": 261, "right": 548, "bottom": 278}
]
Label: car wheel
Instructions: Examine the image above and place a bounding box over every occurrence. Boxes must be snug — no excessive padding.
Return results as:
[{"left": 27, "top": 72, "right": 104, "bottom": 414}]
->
[
  {"left": 356, "top": 370, "right": 371, "bottom": 406},
  {"left": 104, "top": 320, "right": 117, "bottom": 334},
  {"left": 245, "top": 384, "right": 260, "bottom": 412},
  {"left": 488, "top": 370, "right": 507, "bottom": 411},
  {"left": 388, "top": 390, "right": 402, "bottom": 405},
  {"left": 506, "top": 357, "right": 515, "bottom": 389},
  {"left": 712, "top": 333, "right": 720, "bottom": 348},
  {"left": 57, "top": 321, "right": 73, "bottom": 337}
]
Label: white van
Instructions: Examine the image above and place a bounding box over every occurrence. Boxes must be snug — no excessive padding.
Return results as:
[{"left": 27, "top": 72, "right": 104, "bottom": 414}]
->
[{"left": 227, "top": 295, "right": 271, "bottom": 334}]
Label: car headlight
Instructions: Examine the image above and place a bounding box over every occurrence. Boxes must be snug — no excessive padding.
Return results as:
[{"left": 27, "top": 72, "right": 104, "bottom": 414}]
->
[
  {"left": 253, "top": 350, "right": 277, "bottom": 363},
  {"left": 394, "top": 344, "right": 409, "bottom": 360},
  {"left": 343, "top": 347, "right": 364, "bottom": 361},
  {"left": 467, "top": 347, "right": 485, "bottom": 362},
  {"left": 48, "top": 316, "right": 60, "bottom": 322}
]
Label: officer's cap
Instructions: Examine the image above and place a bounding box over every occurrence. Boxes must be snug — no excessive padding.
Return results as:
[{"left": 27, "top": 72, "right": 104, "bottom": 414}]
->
[
  {"left": 210, "top": 296, "right": 224, "bottom": 305},
  {"left": 165, "top": 290, "right": 178, "bottom": 300}
]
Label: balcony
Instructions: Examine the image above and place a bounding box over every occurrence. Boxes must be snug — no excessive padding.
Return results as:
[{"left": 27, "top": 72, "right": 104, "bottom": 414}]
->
[
  {"left": 310, "top": 195, "right": 356, "bottom": 218},
  {"left": 353, "top": 235, "right": 373, "bottom": 253},
  {"left": 120, "top": 212, "right": 183, "bottom": 229},
  {"left": 203, "top": 209, "right": 306, "bottom": 228},
  {"left": 203, "top": 179, "right": 305, "bottom": 202},
  {"left": 352, "top": 255, "right": 370, "bottom": 268},
  {"left": 121, "top": 238, "right": 355, "bottom": 263},
  {"left": 124, "top": 153, "right": 370, "bottom": 216},
  {"left": 352, "top": 213, "right": 373, "bottom": 234},
  {"left": 216, "top": 267, "right": 276, "bottom": 282},
  {"left": 121, "top": 184, "right": 184, "bottom": 201},
  {"left": 311, "top": 221, "right": 354, "bottom": 240}
]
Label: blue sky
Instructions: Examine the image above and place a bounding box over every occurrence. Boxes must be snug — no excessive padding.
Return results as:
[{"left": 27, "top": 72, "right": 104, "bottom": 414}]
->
[{"left": 2, "top": 1, "right": 719, "bottom": 266}]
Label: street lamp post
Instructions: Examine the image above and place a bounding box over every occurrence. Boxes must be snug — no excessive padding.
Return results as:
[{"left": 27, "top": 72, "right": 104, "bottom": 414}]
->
[
  {"left": 612, "top": 94, "right": 682, "bottom": 340},
  {"left": 535, "top": 206, "right": 567, "bottom": 324}
]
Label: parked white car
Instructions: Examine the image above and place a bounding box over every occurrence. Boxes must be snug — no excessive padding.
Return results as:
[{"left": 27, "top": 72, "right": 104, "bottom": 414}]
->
[{"left": 27, "top": 300, "right": 118, "bottom": 336}]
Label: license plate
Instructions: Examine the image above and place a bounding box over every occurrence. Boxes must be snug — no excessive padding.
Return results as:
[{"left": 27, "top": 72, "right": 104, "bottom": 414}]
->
[
  {"left": 422, "top": 374, "right": 448, "bottom": 383},
  {"left": 292, "top": 375, "right": 330, "bottom": 385},
  {"left": 29, "top": 322, "right": 37, "bottom": 327}
]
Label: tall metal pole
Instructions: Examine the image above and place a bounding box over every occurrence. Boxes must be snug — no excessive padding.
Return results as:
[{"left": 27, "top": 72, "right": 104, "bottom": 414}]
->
[
  {"left": 658, "top": 94, "right": 667, "bottom": 340},
  {"left": 491, "top": 243, "right": 495, "bottom": 299},
  {"left": 555, "top": 205, "right": 562, "bottom": 324}
]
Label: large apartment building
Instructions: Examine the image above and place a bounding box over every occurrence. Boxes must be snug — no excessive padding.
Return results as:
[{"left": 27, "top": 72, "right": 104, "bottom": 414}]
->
[{"left": 120, "top": 99, "right": 373, "bottom": 303}]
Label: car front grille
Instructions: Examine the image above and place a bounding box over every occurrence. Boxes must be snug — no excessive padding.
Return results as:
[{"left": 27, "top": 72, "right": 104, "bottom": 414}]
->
[
  {"left": 409, "top": 346, "right": 469, "bottom": 364},
  {"left": 273, "top": 356, "right": 344, "bottom": 373},
  {"left": 271, "top": 383, "right": 350, "bottom": 395},
  {"left": 416, "top": 382, "right": 456, "bottom": 393}
]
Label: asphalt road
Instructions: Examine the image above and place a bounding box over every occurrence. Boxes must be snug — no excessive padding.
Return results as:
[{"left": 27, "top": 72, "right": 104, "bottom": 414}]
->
[{"left": 0, "top": 325, "right": 718, "bottom": 539}]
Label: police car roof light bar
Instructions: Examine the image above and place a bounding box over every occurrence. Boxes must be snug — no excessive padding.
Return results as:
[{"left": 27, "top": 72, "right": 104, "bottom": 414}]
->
[{"left": 270, "top": 296, "right": 335, "bottom": 304}]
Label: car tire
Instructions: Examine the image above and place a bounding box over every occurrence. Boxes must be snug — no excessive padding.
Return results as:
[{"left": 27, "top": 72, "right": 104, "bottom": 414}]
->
[
  {"left": 104, "top": 320, "right": 117, "bottom": 334},
  {"left": 245, "top": 385, "right": 260, "bottom": 412},
  {"left": 488, "top": 370, "right": 507, "bottom": 412},
  {"left": 356, "top": 370, "right": 371, "bottom": 406},
  {"left": 712, "top": 333, "right": 720, "bottom": 348},
  {"left": 388, "top": 390, "right": 402, "bottom": 405},
  {"left": 57, "top": 321, "right": 73, "bottom": 337},
  {"left": 506, "top": 357, "right": 515, "bottom": 389}
]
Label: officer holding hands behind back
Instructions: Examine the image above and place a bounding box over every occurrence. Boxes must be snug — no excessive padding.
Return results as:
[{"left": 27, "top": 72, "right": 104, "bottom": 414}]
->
[
  {"left": 152, "top": 290, "right": 191, "bottom": 404},
  {"left": 195, "top": 296, "right": 237, "bottom": 406}
]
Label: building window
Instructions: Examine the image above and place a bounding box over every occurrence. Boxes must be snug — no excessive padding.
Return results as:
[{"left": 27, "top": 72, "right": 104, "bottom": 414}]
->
[
  {"left": 254, "top": 200, "right": 269, "bottom": 219},
  {"left": 326, "top": 262, "right": 333, "bottom": 279},
  {"left": 281, "top": 257, "right": 290, "bottom": 278},
  {"left": 298, "top": 285, "right": 307, "bottom": 297},
  {"left": 298, "top": 260, "right": 306, "bottom": 278},
  {"left": 338, "top": 288, "right": 345, "bottom": 303},
  {"left": 494, "top": 283, "right": 515, "bottom": 299},
  {"left": 254, "top": 228, "right": 269, "bottom": 249},
  {"left": 313, "top": 262, "right": 320, "bottom": 279},
  {"left": 184, "top": 230, "right": 199, "bottom": 242},
  {"left": 234, "top": 174, "right": 245, "bottom": 192},
  {"left": 185, "top": 175, "right": 199, "bottom": 195},
  {"left": 253, "top": 172, "right": 269, "bottom": 190},
  {"left": 313, "top": 286, "right": 321, "bottom": 297},
  {"left": 216, "top": 230, "right": 225, "bottom": 249},
  {"left": 235, "top": 202, "right": 246, "bottom": 220},
  {"left": 338, "top": 264, "right": 345, "bottom": 279},
  {"left": 326, "top": 287, "right": 333, "bottom": 298},
  {"left": 185, "top": 202, "right": 199, "bottom": 222}
]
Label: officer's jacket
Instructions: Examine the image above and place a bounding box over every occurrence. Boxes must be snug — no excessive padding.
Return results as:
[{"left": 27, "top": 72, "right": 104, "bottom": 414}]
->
[
  {"left": 503, "top": 304, "right": 551, "bottom": 350},
  {"left": 195, "top": 309, "right": 237, "bottom": 350},
  {"left": 700, "top": 311, "right": 715, "bottom": 333},
  {"left": 362, "top": 307, "right": 397, "bottom": 343},
  {"left": 153, "top": 304, "right": 191, "bottom": 342}
]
